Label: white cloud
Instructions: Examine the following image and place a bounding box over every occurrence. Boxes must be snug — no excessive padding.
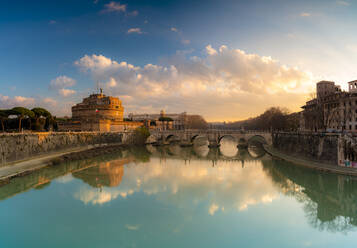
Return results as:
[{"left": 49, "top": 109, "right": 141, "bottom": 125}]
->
[
  {"left": 300, "top": 12, "right": 311, "bottom": 17},
  {"left": 102, "top": 1, "right": 126, "bottom": 13},
  {"left": 50, "top": 75, "right": 76, "bottom": 89},
  {"left": 205, "top": 45, "right": 217, "bottom": 55},
  {"left": 49, "top": 76, "right": 76, "bottom": 97},
  {"left": 58, "top": 88, "right": 76, "bottom": 97},
  {"left": 0, "top": 94, "right": 59, "bottom": 112},
  {"left": 75, "top": 45, "right": 313, "bottom": 121},
  {"left": 171, "top": 27, "right": 178, "bottom": 32},
  {"left": 127, "top": 28, "right": 142, "bottom": 34},
  {"left": 0, "top": 95, "right": 35, "bottom": 109}
]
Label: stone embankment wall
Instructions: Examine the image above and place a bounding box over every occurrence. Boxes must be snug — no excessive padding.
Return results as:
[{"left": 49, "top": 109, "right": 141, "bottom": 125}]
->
[
  {"left": 272, "top": 132, "right": 339, "bottom": 165},
  {"left": 0, "top": 132, "right": 131, "bottom": 166}
]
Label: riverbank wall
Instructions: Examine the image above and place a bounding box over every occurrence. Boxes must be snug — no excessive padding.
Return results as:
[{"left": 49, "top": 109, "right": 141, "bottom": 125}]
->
[
  {"left": 0, "top": 132, "right": 132, "bottom": 166},
  {"left": 272, "top": 132, "right": 339, "bottom": 165}
]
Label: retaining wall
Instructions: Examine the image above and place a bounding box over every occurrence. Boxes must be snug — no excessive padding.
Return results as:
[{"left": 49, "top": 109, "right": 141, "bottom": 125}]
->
[
  {"left": 0, "top": 132, "right": 129, "bottom": 166},
  {"left": 272, "top": 132, "right": 339, "bottom": 165}
]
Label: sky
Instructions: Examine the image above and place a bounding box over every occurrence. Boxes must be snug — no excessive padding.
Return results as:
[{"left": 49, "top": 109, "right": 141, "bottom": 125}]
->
[{"left": 1, "top": 0, "right": 357, "bottom": 121}]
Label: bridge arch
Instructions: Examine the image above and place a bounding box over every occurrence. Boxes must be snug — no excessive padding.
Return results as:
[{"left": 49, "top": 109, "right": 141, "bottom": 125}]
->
[
  {"left": 165, "top": 134, "right": 180, "bottom": 143},
  {"left": 247, "top": 145, "right": 266, "bottom": 158},
  {"left": 146, "top": 134, "right": 160, "bottom": 144},
  {"left": 218, "top": 135, "right": 237, "bottom": 144},
  {"left": 190, "top": 134, "right": 208, "bottom": 143},
  {"left": 247, "top": 135, "right": 268, "bottom": 146}
]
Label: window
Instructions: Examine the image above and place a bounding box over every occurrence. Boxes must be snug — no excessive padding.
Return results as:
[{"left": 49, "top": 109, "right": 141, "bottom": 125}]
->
[{"left": 350, "top": 125, "right": 352, "bottom": 130}]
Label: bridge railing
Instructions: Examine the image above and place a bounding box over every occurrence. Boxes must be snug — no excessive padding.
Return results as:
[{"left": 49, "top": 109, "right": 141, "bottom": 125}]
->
[{"left": 150, "top": 129, "right": 271, "bottom": 135}]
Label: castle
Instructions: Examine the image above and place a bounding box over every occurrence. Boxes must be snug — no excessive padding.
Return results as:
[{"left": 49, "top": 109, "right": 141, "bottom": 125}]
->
[{"left": 58, "top": 89, "right": 142, "bottom": 132}]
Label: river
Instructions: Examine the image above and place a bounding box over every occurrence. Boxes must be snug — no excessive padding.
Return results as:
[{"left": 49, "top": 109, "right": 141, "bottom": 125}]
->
[{"left": 1, "top": 137, "right": 357, "bottom": 247}]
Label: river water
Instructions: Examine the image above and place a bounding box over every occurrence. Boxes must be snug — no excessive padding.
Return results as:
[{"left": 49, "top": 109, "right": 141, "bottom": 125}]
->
[{"left": 1, "top": 138, "right": 357, "bottom": 247}]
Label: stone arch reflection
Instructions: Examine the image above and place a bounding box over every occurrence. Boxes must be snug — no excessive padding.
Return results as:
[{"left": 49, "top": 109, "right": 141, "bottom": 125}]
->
[{"left": 219, "top": 136, "right": 238, "bottom": 157}]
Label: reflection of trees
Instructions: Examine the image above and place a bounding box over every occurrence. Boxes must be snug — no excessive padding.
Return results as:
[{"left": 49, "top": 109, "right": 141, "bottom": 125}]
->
[{"left": 262, "top": 159, "right": 357, "bottom": 232}]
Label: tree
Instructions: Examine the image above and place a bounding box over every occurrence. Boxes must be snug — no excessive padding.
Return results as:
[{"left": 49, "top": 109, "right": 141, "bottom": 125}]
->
[
  {"left": 158, "top": 116, "right": 173, "bottom": 122},
  {"left": 185, "top": 115, "right": 208, "bottom": 129},
  {"left": 132, "top": 126, "right": 150, "bottom": 145},
  {"left": 31, "top": 107, "right": 51, "bottom": 131},
  {"left": 0, "top": 110, "right": 9, "bottom": 132},
  {"left": 10, "top": 107, "right": 35, "bottom": 132}
]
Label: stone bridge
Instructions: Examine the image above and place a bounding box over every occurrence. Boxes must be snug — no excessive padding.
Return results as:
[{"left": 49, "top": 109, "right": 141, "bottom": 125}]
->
[{"left": 146, "top": 129, "right": 272, "bottom": 147}]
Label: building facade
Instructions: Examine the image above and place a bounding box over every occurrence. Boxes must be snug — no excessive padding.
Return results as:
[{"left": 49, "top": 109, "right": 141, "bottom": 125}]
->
[
  {"left": 58, "top": 90, "right": 142, "bottom": 132},
  {"left": 301, "top": 80, "right": 357, "bottom": 132},
  {"left": 128, "top": 110, "right": 187, "bottom": 130}
]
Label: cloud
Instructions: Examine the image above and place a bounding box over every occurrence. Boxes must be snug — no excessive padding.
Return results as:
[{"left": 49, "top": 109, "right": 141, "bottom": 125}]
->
[
  {"left": 336, "top": 0, "right": 349, "bottom": 6},
  {"left": 205, "top": 45, "right": 217, "bottom": 55},
  {"left": 58, "top": 88, "right": 76, "bottom": 97},
  {"left": 0, "top": 95, "right": 35, "bottom": 109},
  {"left": 49, "top": 76, "right": 76, "bottom": 97},
  {"left": 300, "top": 12, "right": 311, "bottom": 17},
  {"left": 0, "top": 94, "right": 58, "bottom": 111},
  {"left": 127, "top": 28, "right": 142, "bottom": 34},
  {"left": 49, "top": 20, "right": 57, "bottom": 25},
  {"left": 75, "top": 45, "right": 313, "bottom": 121},
  {"left": 101, "top": 1, "right": 126, "bottom": 13},
  {"left": 50, "top": 76, "right": 76, "bottom": 89},
  {"left": 171, "top": 27, "right": 178, "bottom": 32}
]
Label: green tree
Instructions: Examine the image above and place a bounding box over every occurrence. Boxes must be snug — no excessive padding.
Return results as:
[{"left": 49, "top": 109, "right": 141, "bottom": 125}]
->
[
  {"left": 132, "top": 126, "right": 150, "bottom": 145},
  {"left": 185, "top": 115, "right": 208, "bottom": 130},
  {"left": 10, "top": 107, "right": 35, "bottom": 132},
  {"left": 158, "top": 116, "right": 173, "bottom": 122},
  {"left": 0, "top": 110, "right": 9, "bottom": 132},
  {"left": 31, "top": 107, "right": 51, "bottom": 131}
]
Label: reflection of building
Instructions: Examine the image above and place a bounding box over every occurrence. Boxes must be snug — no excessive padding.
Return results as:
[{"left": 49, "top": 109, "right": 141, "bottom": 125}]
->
[
  {"left": 58, "top": 89, "right": 143, "bottom": 132},
  {"left": 128, "top": 110, "right": 187, "bottom": 130},
  {"left": 72, "top": 158, "right": 131, "bottom": 188},
  {"left": 300, "top": 80, "right": 357, "bottom": 131},
  {"left": 262, "top": 158, "right": 357, "bottom": 231}
]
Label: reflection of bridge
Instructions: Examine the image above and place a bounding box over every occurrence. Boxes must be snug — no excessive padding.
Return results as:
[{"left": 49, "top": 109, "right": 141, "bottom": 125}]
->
[
  {"left": 146, "top": 144, "right": 269, "bottom": 163},
  {"left": 147, "top": 130, "right": 272, "bottom": 147}
]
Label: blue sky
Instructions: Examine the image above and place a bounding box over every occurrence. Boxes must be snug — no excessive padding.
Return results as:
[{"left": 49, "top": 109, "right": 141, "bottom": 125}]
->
[{"left": 1, "top": 0, "right": 357, "bottom": 120}]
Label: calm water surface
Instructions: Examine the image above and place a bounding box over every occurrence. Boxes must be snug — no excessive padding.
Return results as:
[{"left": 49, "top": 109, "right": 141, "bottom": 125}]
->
[{"left": 1, "top": 138, "right": 357, "bottom": 247}]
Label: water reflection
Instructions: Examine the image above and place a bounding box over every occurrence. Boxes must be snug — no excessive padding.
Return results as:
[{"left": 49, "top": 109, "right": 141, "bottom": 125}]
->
[
  {"left": 262, "top": 159, "right": 357, "bottom": 232},
  {"left": 2, "top": 143, "right": 357, "bottom": 234},
  {"left": 219, "top": 136, "right": 238, "bottom": 157}
]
